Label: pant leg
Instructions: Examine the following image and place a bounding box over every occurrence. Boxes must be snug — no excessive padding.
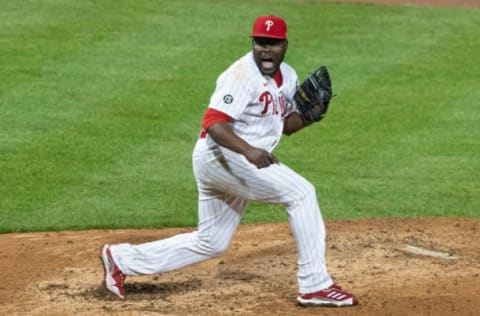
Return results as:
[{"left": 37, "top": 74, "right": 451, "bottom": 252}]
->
[
  {"left": 239, "top": 163, "right": 333, "bottom": 293},
  {"left": 283, "top": 179, "right": 333, "bottom": 293},
  {"left": 111, "top": 192, "right": 247, "bottom": 276},
  {"left": 195, "top": 144, "right": 333, "bottom": 293}
]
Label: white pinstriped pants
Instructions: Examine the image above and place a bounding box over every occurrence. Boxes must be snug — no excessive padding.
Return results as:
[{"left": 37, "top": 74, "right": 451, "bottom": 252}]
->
[{"left": 110, "top": 139, "right": 333, "bottom": 293}]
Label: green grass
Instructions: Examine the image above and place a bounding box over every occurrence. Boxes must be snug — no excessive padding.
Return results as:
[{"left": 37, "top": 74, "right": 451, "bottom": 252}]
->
[{"left": 1, "top": 0, "right": 479, "bottom": 233}]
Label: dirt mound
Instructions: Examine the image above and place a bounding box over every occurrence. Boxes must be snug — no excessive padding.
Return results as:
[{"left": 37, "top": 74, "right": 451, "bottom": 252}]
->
[{"left": 1, "top": 218, "right": 479, "bottom": 315}]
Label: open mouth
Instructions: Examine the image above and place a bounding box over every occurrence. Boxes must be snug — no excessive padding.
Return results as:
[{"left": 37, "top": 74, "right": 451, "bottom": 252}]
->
[{"left": 261, "top": 56, "right": 275, "bottom": 70}]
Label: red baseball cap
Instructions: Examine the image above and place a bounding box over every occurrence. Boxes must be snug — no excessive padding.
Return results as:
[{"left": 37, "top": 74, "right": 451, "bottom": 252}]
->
[{"left": 251, "top": 15, "right": 287, "bottom": 39}]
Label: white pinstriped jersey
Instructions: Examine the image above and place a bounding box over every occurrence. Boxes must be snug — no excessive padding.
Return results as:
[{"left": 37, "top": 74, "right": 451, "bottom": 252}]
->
[{"left": 205, "top": 52, "right": 299, "bottom": 152}]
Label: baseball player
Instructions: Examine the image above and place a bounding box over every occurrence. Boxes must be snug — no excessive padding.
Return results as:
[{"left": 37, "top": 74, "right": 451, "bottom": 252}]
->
[{"left": 101, "top": 15, "right": 358, "bottom": 307}]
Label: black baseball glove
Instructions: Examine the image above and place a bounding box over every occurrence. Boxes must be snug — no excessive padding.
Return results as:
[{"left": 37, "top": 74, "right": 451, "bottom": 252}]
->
[{"left": 293, "top": 65, "right": 333, "bottom": 122}]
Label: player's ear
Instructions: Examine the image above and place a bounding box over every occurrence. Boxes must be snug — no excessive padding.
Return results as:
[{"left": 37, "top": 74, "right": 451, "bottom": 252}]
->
[{"left": 283, "top": 40, "right": 288, "bottom": 54}]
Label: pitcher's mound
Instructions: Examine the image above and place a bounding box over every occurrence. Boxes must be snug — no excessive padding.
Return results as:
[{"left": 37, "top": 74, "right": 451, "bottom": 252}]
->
[{"left": 1, "top": 217, "right": 479, "bottom": 315}]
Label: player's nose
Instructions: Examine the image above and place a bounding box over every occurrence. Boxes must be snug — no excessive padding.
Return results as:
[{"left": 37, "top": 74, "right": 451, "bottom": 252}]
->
[{"left": 258, "top": 43, "right": 273, "bottom": 52}]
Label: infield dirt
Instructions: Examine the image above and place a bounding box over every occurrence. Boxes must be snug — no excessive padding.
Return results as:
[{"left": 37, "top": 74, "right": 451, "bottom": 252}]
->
[
  {"left": 1, "top": 0, "right": 479, "bottom": 315},
  {"left": 1, "top": 218, "right": 479, "bottom": 315}
]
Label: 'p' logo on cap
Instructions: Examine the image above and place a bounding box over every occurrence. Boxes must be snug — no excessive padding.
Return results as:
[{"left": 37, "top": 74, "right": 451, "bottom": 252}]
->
[{"left": 265, "top": 20, "right": 274, "bottom": 31}]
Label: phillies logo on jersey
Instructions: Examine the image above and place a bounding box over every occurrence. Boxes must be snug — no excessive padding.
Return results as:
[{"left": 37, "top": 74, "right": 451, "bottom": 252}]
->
[{"left": 259, "top": 91, "right": 286, "bottom": 116}]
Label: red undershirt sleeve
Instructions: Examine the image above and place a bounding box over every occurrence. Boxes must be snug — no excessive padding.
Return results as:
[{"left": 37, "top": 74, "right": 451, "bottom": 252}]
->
[{"left": 202, "top": 108, "right": 232, "bottom": 130}]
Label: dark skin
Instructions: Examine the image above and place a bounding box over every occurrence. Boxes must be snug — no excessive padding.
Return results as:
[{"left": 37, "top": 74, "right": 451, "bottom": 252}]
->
[{"left": 207, "top": 37, "right": 313, "bottom": 169}]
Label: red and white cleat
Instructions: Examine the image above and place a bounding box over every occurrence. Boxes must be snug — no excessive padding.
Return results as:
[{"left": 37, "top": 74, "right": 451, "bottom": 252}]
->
[
  {"left": 297, "top": 284, "right": 358, "bottom": 307},
  {"left": 101, "top": 244, "right": 126, "bottom": 299}
]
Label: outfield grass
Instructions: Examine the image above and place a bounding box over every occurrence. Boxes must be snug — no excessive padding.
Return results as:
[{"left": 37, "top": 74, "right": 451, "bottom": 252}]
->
[{"left": 0, "top": 0, "right": 479, "bottom": 233}]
